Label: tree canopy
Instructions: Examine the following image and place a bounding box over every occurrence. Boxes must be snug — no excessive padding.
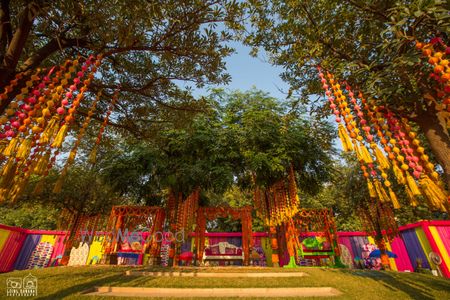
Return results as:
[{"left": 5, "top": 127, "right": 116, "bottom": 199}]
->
[{"left": 244, "top": 0, "right": 450, "bottom": 187}]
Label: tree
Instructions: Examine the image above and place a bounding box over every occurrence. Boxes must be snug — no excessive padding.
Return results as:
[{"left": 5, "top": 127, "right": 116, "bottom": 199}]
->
[
  {"left": 0, "top": 0, "right": 245, "bottom": 132},
  {"left": 245, "top": 0, "right": 450, "bottom": 188}
]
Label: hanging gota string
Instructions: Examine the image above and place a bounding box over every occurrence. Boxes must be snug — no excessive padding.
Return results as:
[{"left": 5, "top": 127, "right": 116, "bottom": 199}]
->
[
  {"left": 319, "top": 69, "right": 397, "bottom": 209},
  {"left": 88, "top": 87, "right": 119, "bottom": 164},
  {"left": 416, "top": 39, "right": 450, "bottom": 124},
  {"left": 317, "top": 67, "right": 449, "bottom": 212},
  {"left": 0, "top": 54, "right": 102, "bottom": 202},
  {"left": 53, "top": 91, "right": 101, "bottom": 193}
]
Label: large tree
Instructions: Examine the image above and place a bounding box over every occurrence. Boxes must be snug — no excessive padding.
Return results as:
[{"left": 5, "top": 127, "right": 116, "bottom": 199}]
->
[
  {"left": 0, "top": 0, "right": 245, "bottom": 132},
  {"left": 245, "top": 0, "right": 450, "bottom": 188}
]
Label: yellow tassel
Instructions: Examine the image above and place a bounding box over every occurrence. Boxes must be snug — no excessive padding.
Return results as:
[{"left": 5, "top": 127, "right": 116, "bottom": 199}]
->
[
  {"left": 16, "top": 139, "right": 32, "bottom": 159},
  {"left": 406, "top": 174, "right": 421, "bottom": 196},
  {"left": 0, "top": 158, "right": 17, "bottom": 190},
  {"left": 51, "top": 124, "right": 68, "bottom": 148},
  {"left": 360, "top": 143, "right": 373, "bottom": 164},
  {"left": 67, "top": 149, "right": 77, "bottom": 165},
  {"left": 374, "top": 180, "right": 389, "bottom": 203},
  {"left": 33, "top": 179, "right": 45, "bottom": 195},
  {"left": 40, "top": 117, "right": 59, "bottom": 144},
  {"left": 3, "top": 138, "right": 19, "bottom": 156},
  {"left": 53, "top": 167, "right": 68, "bottom": 194},
  {"left": 405, "top": 187, "right": 419, "bottom": 207},
  {"left": 338, "top": 124, "right": 353, "bottom": 151},
  {"left": 33, "top": 152, "right": 50, "bottom": 175},
  {"left": 0, "top": 188, "right": 8, "bottom": 203},
  {"left": 372, "top": 143, "right": 390, "bottom": 169},
  {"left": 367, "top": 179, "right": 377, "bottom": 198},
  {"left": 89, "top": 145, "right": 98, "bottom": 164},
  {"left": 393, "top": 163, "right": 406, "bottom": 185},
  {"left": 420, "top": 175, "right": 448, "bottom": 211},
  {"left": 388, "top": 187, "right": 401, "bottom": 209},
  {"left": 354, "top": 142, "right": 363, "bottom": 162}
]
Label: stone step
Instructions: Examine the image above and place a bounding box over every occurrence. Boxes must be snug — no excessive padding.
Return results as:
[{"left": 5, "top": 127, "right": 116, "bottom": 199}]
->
[
  {"left": 125, "top": 271, "right": 309, "bottom": 277},
  {"left": 84, "top": 287, "right": 342, "bottom": 298}
]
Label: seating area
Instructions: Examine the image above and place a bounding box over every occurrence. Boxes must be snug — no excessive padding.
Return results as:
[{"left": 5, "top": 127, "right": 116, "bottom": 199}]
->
[{"left": 202, "top": 242, "right": 244, "bottom": 261}]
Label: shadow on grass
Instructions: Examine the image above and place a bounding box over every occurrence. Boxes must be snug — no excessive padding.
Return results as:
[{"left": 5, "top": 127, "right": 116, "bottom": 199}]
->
[
  {"left": 340, "top": 269, "right": 450, "bottom": 300},
  {"left": 35, "top": 272, "right": 157, "bottom": 300}
]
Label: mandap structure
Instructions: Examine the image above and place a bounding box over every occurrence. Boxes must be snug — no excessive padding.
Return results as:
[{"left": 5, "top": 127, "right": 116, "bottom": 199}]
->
[{"left": 0, "top": 39, "right": 448, "bottom": 269}]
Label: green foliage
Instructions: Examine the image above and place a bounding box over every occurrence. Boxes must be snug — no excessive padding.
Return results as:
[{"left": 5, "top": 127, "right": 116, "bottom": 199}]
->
[
  {"left": 245, "top": 0, "right": 450, "bottom": 115},
  {"left": 0, "top": 202, "right": 59, "bottom": 229}
]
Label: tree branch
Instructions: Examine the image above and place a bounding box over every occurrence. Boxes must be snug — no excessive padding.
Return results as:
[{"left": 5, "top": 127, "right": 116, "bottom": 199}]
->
[{"left": 344, "top": 0, "right": 389, "bottom": 22}]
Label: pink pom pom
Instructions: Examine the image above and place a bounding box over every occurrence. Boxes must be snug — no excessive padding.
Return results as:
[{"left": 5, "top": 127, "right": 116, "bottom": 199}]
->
[
  {"left": 66, "top": 92, "right": 73, "bottom": 98},
  {"left": 335, "top": 117, "right": 341, "bottom": 123},
  {"left": 367, "top": 134, "right": 373, "bottom": 141},
  {"left": 407, "top": 148, "right": 414, "bottom": 154},
  {"left": 57, "top": 107, "right": 65, "bottom": 115},
  {"left": 328, "top": 97, "right": 334, "bottom": 102},
  {"left": 28, "top": 97, "right": 36, "bottom": 104},
  {"left": 70, "top": 85, "right": 77, "bottom": 91},
  {"left": 330, "top": 104, "right": 336, "bottom": 109},
  {"left": 81, "top": 65, "right": 88, "bottom": 71},
  {"left": 415, "top": 165, "right": 423, "bottom": 172},
  {"left": 325, "top": 91, "right": 331, "bottom": 96},
  {"left": 6, "top": 130, "right": 15, "bottom": 137},
  {"left": 0, "top": 133, "right": 5, "bottom": 139},
  {"left": 409, "top": 162, "right": 416, "bottom": 168},
  {"left": 4, "top": 125, "right": 10, "bottom": 130},
  {"left": 23, "top": 104, "right": 31, "bottom": 111},
  {"left": 412, "top": 156, "right": 419, "bottom": 162},
  {"left": 33, "top": 90, "right": 40, "bottom": 96},
  {"left": 349, "top": 92, "right": 354, "bottom": 97},
  {"left": 11, "top": 121, "right": 20, "bottom": 128},
  {"left": 18, "top": 113, "right": 26, "bottom": 119},
  {"left": 61, "top": 99, "right": 69, "bottom": 106},
  {"left": 371, "top": 170, "right": 377, "bottom": 176},
  {"left": 44, "top": 76, "right": 50, "bottom": 81},
  {"left": 360, "top": 119, "right": 367, "bottom": 124},
  {"left": 321, "top": 79, "right": 327, "bottom": 84},
  {"left": 333, "top": 110, "right": 340, "bottom": 115},
  {"left": 357, "top": 112, "right": 364, "bottom": 118},
  {"left": 39, "top": 83, "right": 46, "bottom": 89},
  {"left": 318, "top": 73, "right": 324, "bottom": 78},
  {"left": 77, "top": 71, "right": 84, "bottom": 77},
  {"left": 413, "top": 171, "right": 421, "bottom": 178},
  {"left": 74, "top": 78, "right": 80, "bottom": 84},
  {"left": 446, "top": 47, "right": 450, "bottom": 55},
  {"left": 322, "top": 84, "right": 329, "bottom": 89}
]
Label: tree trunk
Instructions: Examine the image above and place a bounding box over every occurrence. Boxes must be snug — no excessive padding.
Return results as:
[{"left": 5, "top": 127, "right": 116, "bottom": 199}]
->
[{"left": 415, "top": 107, "right": 450, "bottom": 190}]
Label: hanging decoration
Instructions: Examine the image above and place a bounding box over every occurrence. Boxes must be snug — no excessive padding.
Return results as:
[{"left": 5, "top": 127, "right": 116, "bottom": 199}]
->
[
  {"left": 253, "top": 164, "right": 300, "bottom": 226},
  {"left": 317, "top": 67, "right": 449, "bottom": 213},
  {"left": 0, "top": 53, "right": 114, "bottom": 202}
]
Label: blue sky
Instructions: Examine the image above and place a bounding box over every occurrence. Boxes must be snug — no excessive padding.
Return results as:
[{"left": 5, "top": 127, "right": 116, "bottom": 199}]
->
[{"left": 192, "top": 41, "right": 290, "bottom": 100}]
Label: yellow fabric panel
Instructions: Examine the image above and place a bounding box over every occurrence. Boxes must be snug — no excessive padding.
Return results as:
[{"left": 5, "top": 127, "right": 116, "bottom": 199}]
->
[
  {"left": 367, "top": 236, "right": 375, "bottom": 244},
  {"left": 429, "top": 226, "right": 450, "bottom": 272},
  {"left": 0, "top": 229, "right": 11, "bottom": 253},
  {"left": 384, "top": 240, "right": 398, "bottom": 271},
  {"left": 415, "top": 227, "right": 434, "bottom": 270},
  {"left": 40, "top": 234, "right": 57, "bottom": 245},
  {"left": 86, "top": 236, "right": 104, "bottom": 264}
]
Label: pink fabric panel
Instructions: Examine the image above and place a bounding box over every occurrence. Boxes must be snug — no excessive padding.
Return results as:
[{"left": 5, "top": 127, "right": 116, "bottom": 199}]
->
[
  {"left": 436, "top": 226, "right": 450, "bottom": 257},
  {"left": 338, "top": 236, "right": 355, "bottom": 258},
  {"left": 0, "top": 230, "right": 27, "bottom": 272},
  {"left": 50, "top": 235, "right": 67, "bottom": 263},
  {"left": 390, "top": 236, "right": 414, "bottom": 272}
]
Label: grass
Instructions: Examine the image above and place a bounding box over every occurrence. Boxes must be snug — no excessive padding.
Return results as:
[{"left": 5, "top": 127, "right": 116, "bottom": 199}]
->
[{"left": 0, "top": 266, "right": 449, "bottom": 299}]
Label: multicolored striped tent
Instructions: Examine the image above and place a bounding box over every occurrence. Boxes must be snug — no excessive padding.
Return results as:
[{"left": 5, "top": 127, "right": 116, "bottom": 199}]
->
[{"left": 0, "top": 221, "right": 449, "bottom": 278}]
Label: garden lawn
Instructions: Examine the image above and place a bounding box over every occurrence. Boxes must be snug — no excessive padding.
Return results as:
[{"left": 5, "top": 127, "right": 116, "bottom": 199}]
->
[{"left": 0, "top": 266, "right": 449, "bottom": 300}]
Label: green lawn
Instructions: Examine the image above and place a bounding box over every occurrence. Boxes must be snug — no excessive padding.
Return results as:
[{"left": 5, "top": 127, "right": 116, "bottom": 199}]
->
[{"left": 0, "top": 266, "right": 449, "bottom": 299}]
